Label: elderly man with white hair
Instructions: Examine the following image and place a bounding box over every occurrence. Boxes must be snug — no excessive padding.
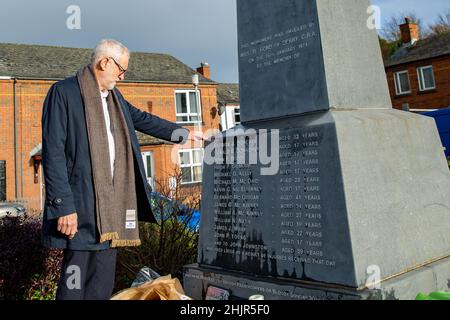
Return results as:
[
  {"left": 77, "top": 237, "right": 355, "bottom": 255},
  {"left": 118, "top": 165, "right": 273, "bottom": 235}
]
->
[{"left": 41, "top": 39, "right": 194, "bottom": 300}]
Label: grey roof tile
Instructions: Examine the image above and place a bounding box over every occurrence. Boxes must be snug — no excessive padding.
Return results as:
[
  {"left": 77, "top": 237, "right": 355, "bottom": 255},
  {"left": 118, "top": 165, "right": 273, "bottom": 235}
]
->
[
  {"left": 136, "top": 131, "right": 172, "bottom": 146},
  {"left": 217, "top": 83, "right": 240, "bottom": 105},
  {"left": 0, "top": 42, "right": 215, "bottom": 84},
  {"left": 385, "top": 33, "right": 450, "bottom": 67}
]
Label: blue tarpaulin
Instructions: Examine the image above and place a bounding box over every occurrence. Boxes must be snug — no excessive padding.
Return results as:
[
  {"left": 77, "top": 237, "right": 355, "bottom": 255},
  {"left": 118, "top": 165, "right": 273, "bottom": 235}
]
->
[{"left": 422, "top": 108, "right": 450, "bottom": 158}]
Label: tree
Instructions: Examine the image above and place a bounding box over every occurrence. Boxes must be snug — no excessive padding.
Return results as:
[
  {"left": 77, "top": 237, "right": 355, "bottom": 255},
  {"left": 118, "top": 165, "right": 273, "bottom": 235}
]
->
[
  {"left": 378, "top": 37, "right": 401, "bottom": 61},
  {"left": 378, "top": 10, "right": 450, "bottom": 60},
  {"left": 429, "top": 9, "right": 450, "bottom": 35},
  {"left": 381, "top": 13, "right": 425, "bottom": 42}
]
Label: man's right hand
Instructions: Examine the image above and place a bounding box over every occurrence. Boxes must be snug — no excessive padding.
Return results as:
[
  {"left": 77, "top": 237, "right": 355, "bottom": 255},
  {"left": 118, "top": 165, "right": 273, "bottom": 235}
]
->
[{"left": 57, "top": 213, "right": 78, "bottom": 239}]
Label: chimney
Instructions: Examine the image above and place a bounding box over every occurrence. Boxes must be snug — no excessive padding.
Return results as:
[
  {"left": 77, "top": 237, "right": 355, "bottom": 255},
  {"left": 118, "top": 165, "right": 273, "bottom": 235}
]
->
[
  {"left": 400, "top": 17, "right": 420, "bottom": 44},
  {"left": 196, "top": 62, "right": 210, "bottom": 79}
]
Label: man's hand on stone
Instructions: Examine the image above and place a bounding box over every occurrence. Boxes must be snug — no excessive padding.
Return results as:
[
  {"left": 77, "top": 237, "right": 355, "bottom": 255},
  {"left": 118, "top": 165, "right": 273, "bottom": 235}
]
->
[{"left": 57, "top": 213, "right": 78, "bottom": 239}]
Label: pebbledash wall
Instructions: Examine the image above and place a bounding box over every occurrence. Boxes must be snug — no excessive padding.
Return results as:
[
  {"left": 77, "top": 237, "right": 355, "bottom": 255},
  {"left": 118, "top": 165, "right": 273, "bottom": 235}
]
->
[{"left": 0, "top": 77, "right": 219, "bottom": 212}]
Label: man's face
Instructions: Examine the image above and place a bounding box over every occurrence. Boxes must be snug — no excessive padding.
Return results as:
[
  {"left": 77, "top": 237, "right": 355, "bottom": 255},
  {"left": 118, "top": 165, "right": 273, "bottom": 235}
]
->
[{"left": 100, "top": 54, "right": 129, "bottom": 90}]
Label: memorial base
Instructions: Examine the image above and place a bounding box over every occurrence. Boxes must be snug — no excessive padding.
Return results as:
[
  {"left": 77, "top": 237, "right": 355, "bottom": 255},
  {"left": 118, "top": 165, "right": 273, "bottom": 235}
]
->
[
  {"left": 198, "top": 110, "right": 450, "bottom": 288},
  {"left": 184, "top": 256, "right": 450, "bottom": 300}
]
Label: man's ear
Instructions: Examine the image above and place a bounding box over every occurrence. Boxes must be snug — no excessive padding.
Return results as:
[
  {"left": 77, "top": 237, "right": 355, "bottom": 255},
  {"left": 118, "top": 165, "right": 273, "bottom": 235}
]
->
[{"left": 98, "top": 57, "right": 109, "bottom": 71}]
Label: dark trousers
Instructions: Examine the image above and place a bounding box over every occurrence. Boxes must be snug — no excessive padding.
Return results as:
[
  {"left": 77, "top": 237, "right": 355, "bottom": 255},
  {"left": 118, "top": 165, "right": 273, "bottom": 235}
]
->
[{"left": 56, "top": 248, "right": 117, "bottom": 300}]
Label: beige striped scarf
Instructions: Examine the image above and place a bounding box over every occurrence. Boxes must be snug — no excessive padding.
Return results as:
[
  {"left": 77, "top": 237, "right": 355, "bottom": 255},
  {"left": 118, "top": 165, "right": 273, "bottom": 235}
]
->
[{"left": 77, "top": 65, "right": 141, "bottom": 247}]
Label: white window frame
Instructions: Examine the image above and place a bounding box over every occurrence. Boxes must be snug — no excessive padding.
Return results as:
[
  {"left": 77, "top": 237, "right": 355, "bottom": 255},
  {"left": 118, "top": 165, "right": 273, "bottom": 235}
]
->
[
  {"left": 234, "top": 107, "right": 241, "bottom": 125},
  {"left": 417, "top": 66, "right": 436, "bottom": 92},
  {"left": 220, "top": 105, "right": 241, "bottom": 131},
  {"left": 394, "top": 70, "right": 411, "bottom": 95},
  {"left": 141, "top": 151, "right": 155, "bottom": 189},
  {"left": 174, "top": 90, "right": 201, "bottom": 124},
  {"left": 179, "top": 148, "right": 203, "bottom": 185}
]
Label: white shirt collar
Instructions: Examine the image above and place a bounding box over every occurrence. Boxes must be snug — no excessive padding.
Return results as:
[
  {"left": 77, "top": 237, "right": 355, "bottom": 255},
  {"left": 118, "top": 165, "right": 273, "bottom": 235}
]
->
[{"left": 100, "top": 90, "right": 109, "bottom": 99}]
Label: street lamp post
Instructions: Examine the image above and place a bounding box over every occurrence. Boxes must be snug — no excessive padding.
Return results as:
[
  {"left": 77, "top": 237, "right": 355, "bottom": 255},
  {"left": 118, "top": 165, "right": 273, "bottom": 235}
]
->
[
  {"left": 192, "top": 74, "right": 204, "bottom": 188},
  {"left": 192, "top": 74, "right": 203, "bottom": 144}
]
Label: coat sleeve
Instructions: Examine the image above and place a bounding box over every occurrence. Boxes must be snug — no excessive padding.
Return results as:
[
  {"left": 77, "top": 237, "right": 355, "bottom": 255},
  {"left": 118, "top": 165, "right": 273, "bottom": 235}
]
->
[
  {"left": 41, "top": 84, "right": 77, "bottom": 220},
  {"left": 125, "top": 100, "right": 189, "bottom": 143}
]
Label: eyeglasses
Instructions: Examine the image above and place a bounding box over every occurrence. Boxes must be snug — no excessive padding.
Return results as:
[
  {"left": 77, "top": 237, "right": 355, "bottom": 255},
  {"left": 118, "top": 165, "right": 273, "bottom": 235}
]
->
[{"left": 108, "top": 56, "right": 127, "bottom": 75}]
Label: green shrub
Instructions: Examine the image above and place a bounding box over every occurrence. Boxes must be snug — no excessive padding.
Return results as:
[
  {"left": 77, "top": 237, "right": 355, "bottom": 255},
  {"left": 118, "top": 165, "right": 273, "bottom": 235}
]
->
[
  {"left": 115, "top": 221, "right": 199, "bottom": 292},
  {"left": 114, "top": 174, "right": 200, "bottom": 293},
  {"left": 0, "top": 173, "right": 200, "bottom": 298},
  {"left": 0, "top": 216, "right": 63, "bottom": 300},
  {"left": 416, "top": 291, "right": 450, "bottom": 300}
]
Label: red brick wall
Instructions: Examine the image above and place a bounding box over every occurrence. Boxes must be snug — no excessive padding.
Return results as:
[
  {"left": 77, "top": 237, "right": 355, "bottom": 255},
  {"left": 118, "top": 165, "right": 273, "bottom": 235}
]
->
[
  {"left": 117, "top": 82, "right": 218, "bottom": 192},
  {"left": 386, "top": 55, "right": 450, "bottom": 110},
  {"left": 116, "top": 82, "right": 219, "bottom": 131},
  {"left": 0, "top": 80, "right": 51, "bottom": 211},
  {"left": 0, "top": 79, "right": 218, "bottom": 211},
  {"left": 140, "top": 144, "right": 179, "bottom": 188},
  {"left": 400, "top": 22, "right": 419, "bottom": 43},
  {"left": 0, "top": 80, "right": 15, "bottom": 202}
]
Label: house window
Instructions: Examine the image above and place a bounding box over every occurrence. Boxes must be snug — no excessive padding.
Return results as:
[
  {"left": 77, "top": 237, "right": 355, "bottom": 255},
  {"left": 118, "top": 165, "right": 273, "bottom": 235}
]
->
[
  {"left": 141, "top": 152, "right": 155, "bottom": 189},
  {"left": 394, "top": 70, "right": 411, "bottom": 95},
  {"left": 234, "top": 107, "right": 241, "bottom": 125},
  {"left": 175, "top": 90, "right": 201, "bottom": 123},
  {"left": 417, "top": 66, "right": 436, "bottom": 91},
  {"left": 179, "top": 149, "right": 203, "bottom": 184},
  {"left": 0, "top": 161, "right": 5, "bottom": 201}
]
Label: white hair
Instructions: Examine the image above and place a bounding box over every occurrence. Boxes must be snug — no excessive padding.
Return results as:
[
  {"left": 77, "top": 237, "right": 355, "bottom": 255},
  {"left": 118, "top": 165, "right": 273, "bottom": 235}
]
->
[{"left": 91, "top": 39, "right": 130, "bottom": 65}]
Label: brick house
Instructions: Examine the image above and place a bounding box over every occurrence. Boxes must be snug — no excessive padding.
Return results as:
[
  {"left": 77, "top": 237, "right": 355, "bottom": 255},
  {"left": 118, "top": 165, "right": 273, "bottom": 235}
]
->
[
  {"left": 385, "top": 18, "right": 450, "bottom": 112},
  {"left": 0, "top": 43, "right": 220, "bottom": 211}
]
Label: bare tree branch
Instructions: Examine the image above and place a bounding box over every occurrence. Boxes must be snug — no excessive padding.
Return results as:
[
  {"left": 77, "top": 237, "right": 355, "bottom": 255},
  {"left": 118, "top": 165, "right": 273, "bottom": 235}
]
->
[
  {"left": 380, "top": 12, "right": 426, "bottom": 42},
  {"left": 429, "top": 9, "right": 450, "bottom": 35}
]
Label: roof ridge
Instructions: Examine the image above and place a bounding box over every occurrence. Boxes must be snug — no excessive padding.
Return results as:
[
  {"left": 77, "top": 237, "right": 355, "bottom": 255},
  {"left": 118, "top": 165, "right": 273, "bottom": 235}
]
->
[
  {"left": 0, "top": 42, "right": 171, "bottom": 56},
  {"left": 385, "top": 32, "right": 450, "bottom": 67},
  {"left": 0, "top": 42, "right": 215, "bottom": 83}
]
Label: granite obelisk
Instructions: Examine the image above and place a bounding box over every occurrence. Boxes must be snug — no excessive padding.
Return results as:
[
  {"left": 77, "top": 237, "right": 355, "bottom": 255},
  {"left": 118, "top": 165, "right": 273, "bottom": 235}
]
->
[{"left": 184, "top": 0, "right": 450, "bottom": 300}]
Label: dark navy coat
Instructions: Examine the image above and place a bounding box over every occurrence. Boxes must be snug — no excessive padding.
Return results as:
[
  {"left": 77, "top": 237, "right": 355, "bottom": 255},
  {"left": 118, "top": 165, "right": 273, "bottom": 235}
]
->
[{"left": 41, "top": 76, "right": 188, "bottom": 250}]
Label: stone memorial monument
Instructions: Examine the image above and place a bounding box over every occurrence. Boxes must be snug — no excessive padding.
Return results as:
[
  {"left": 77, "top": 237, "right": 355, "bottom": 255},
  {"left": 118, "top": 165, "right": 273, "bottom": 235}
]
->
[{"left": 183, "top": 0, "right": 450, "bottom": 300}]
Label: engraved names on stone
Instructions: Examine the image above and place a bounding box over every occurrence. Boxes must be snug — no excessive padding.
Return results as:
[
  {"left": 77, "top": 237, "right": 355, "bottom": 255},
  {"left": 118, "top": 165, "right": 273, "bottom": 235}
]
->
[
  {"left": 211, "top": 136, "right": 263, "bottom": 258},
  {"left": 209, "top": 128, "right": 336, "bottom": 270}
]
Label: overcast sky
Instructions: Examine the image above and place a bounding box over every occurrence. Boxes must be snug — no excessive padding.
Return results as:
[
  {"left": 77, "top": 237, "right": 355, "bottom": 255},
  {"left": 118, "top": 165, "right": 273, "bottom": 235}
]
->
[{"left": 0, "top": 0, "right": 448, "bottom": 83}]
